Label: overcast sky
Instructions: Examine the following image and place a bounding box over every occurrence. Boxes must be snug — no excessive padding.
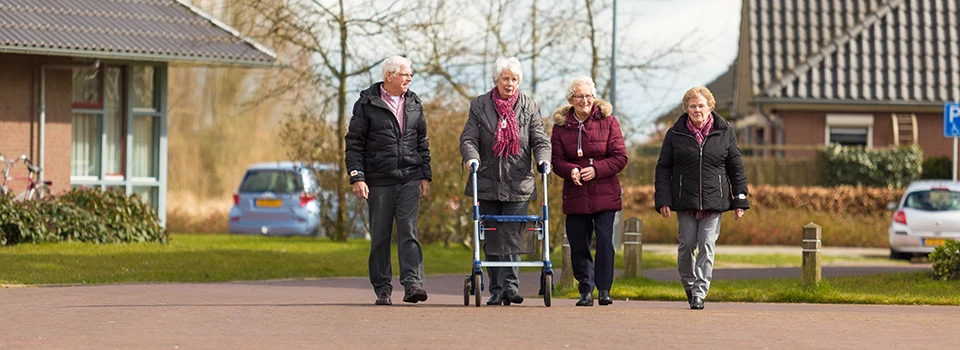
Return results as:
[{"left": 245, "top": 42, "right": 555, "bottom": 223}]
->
[{"left": 617, "top": 0, "right": 742, "bottom": 129}]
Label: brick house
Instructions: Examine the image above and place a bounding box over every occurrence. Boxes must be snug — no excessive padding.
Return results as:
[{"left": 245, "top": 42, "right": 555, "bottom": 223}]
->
[
  {"left": 725, "top": 0, "right": 959, "bottom": 175},
  {"left": 0, "top": 0, "right": 275, "bottom": 224}
]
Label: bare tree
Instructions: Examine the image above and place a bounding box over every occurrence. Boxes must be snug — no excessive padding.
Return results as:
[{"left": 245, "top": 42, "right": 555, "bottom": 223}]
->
[{"left": 242, "top": 0, "right": 426, "bottom": 241}]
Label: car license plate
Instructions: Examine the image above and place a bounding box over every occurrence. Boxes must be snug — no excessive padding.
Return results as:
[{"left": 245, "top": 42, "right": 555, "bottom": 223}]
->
[
  {"left": 256, "top": 198, "right": 283, "bottom": 208},
  {"left": 923, "top": 238, "right": 946, "bottom": 247}
]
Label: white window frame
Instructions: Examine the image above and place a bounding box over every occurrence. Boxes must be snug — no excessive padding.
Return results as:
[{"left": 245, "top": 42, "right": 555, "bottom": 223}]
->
[{"left": 824, "top": 114, "right": 874, "bottom": 148}]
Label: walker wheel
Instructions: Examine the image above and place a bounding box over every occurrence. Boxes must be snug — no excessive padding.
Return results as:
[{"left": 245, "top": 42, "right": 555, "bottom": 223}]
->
[
  {"left": 543, "top": 274, "right": 553, "bottom": 307},
  {"left": 473, "top": 274, "right": 482, "bottom": 307},
  {"left": 462, "top": 275, "right": 471, "bottom": 306}
]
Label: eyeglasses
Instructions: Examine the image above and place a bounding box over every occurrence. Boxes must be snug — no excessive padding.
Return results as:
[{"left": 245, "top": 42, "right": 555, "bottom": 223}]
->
[
  {"left": 396, "top": 72, "right": 414, "bottom": 79},
  {"left": 571, "top": 94, "right": 594, "bottom": 101}
]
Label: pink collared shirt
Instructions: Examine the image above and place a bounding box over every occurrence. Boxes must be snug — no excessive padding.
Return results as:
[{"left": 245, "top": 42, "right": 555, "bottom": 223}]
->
[{"left": 379, "top": 86, "right": 405, "bottom": 133}]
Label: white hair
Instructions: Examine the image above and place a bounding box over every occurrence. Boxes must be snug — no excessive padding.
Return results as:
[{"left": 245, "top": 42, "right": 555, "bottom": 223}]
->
[
  {"left": 491, "top": 56, "right": 523, "bottom": 83},
  {"left": 566, "top": 76, "right": 597, "bottom": 99},
  {"left": 382, "top": 56, "right": 412, "bottom": 79}
]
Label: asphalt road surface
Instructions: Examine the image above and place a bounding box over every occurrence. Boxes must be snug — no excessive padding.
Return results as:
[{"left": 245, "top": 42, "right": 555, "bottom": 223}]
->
[{"left": 2, "top": 259, "right": 956, "bottom": 349}]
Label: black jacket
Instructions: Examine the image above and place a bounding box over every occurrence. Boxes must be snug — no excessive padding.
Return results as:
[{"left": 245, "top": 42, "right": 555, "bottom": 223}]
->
[
  {"left": 345, "top": 82, "right": 432, "bottom": 186},
  {"left": 654, "top": 112, "right": 749, "bottom": 212}
]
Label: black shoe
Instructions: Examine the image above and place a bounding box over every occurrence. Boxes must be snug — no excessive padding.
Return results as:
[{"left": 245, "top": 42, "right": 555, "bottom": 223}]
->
[
  {"left": 575, "top": 293, "right": 594, "bottom": 306},
  {"left": 598, "top": 290, "right": 613, "bottom": 306},
  {"left": 375, "top": 291, "right": 392, "bottom": 305},
  {"left": 690, "top": 296, "right": 704, "bottom": 310},
  {"left": 685, "top": 289, "right": 693, "bottom": 304},
  {"left": 503, "top": 289, "right": 524, "bottom": 305},
  {"left": 402, "top": 286, "right": 428, "bottom": 303},
  {"left": 486, "top": 293, "right": 503, "bottom": 305}
]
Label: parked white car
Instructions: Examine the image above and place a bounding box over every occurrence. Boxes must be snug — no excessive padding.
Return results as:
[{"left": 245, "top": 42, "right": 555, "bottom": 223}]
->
[{"left": 887, "top": 180, "right": 960, "bottom": 259}]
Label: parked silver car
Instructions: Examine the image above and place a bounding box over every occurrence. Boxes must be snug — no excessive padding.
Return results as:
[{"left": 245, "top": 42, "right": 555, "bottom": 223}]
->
[
  {"left": 228, "top": 161, "right": 335, "bottom": 236},
  {"left": 887, "top": 180, "right": 960, "bottom": 259}
]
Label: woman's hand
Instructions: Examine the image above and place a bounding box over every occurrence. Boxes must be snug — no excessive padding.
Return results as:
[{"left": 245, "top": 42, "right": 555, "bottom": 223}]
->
[
  {"left": 659, "top": 206, "right": 671, "bottom": 218},
  {"left": 580, "top": 166, "right": 596, "bottom": 182},
  {"left": 571, "top": 168, "right": 582, "bottom": 186},
  {"left": 734, "top": 208, "right": 745, "bottom": 220}
]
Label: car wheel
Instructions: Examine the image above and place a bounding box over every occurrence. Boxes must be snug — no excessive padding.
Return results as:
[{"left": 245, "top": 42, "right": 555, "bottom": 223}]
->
[{"left": 889, "top": 249, "right": 912, "bottom": 260}]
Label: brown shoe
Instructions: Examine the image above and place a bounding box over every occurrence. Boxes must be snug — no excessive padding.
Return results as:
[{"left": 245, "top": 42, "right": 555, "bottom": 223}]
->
[
  {"left": 375, "top": 291, "right": 392, "bottom": 305},
  {"left": 402, "top": 286, "right": 428, "bottom": 303}
]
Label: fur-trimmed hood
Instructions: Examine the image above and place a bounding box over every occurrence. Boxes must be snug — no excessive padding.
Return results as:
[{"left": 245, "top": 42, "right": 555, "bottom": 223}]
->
[{"left": 551, "top": 100, "right": 613, "bottom": 126}]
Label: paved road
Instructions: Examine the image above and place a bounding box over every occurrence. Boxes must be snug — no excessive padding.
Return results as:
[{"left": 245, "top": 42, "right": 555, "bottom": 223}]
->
[{"left": 1, "top": 245, "right": 953, "bottom": 349}]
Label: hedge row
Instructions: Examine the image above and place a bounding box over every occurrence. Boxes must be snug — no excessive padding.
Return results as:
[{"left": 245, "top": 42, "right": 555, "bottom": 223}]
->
[
  {"left": 623, "top": 185, "right": 903, "bottom": 216},
  {"left": 818, "top": 144, "right": 922, "bottom": 188},
  {"left": 0, "top": 188, "right": 167, "bottom": 245}
]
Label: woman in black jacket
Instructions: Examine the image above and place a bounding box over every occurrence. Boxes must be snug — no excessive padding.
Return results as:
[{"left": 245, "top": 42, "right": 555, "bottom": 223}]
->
[{"left": 654, "top": 86, "right": 750, "bottom": 310}]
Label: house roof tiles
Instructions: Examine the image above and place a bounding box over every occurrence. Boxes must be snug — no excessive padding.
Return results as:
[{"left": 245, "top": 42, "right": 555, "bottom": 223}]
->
[
  {"left": 0, "top": 0, "right": 276, "bottom": 67},
  {"left": 750, "top": 0, "right": 959, "bottom": 104}
]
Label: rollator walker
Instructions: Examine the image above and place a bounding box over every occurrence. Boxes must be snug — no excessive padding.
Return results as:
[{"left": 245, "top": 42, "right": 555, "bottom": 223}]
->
[{"left": 463, "top": 162, "right": 554, "bottom": 307}]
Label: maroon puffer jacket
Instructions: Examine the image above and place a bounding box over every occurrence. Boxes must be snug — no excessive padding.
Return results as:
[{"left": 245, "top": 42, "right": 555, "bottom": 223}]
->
[{"left": 550, "top": 100, "right": 628, "bottom": 215}]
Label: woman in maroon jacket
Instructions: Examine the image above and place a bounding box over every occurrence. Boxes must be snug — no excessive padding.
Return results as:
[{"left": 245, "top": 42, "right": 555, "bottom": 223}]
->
[{"left": 550, "top": 76, "right": 628, "bottom": 306}]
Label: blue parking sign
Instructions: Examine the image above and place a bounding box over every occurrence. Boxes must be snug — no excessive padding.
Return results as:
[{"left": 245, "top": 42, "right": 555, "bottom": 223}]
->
[{"left": 947, "top": 103, "right": 960, "bottom": 137}]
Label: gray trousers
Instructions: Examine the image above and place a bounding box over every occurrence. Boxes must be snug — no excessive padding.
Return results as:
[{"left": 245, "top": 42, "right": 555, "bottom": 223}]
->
[
  {"left": 479, "top": 200, "right": 527, "bottom": 295},
  {"left": 367, "top": 180, "right": 424, "bottom": 296},
  {"left": 676, "top": 211, "right": 721, "bottom": 299}
]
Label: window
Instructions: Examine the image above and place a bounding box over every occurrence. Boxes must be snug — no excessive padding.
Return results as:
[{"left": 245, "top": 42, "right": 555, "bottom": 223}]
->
[
  {"left": 72, "top": 68, "right": 102, "bottom": 108},
  {"left": 239, "top": 170, "right": 304, "bottom": 194},
  {"left": 133, "top": 65, "right": 156, "bottom": 110},
  {"left": 133, "top": 186, "right": 160, "bottom": 211},
  {"left": 132, "top": 116, "right": 160, "bottom": 179},
  {"left": 825, "top": 115, "right": 874, "bottom": 147},
  {"left": 71, "top": 113, "right": 100, "bottom": 177},
  {"left": 72, "top": 65, "right": 161, "bottom": 181},
  {"left": 104, "top": 67, "right": 124, "bottom": 178},
  {"left": 71, "top": 64, "right": 166, "bottom": 221}
]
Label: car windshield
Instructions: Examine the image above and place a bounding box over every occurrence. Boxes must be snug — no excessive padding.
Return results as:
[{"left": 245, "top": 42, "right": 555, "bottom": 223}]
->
[
  {"left": 904, "top": 189, "right": 960, "bottom": 211},
  {"left": 238, "top": 170, "right": 303, "bottom": 193}
]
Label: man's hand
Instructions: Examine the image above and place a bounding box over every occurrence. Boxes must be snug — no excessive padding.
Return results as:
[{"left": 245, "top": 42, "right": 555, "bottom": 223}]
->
[
  {"left": 580, "top": 166, "right": 596, "bottom": 182},
  {"left": 352, "top": 181, "right": 369, "bottom": 199},
  {"left": 734, "top": 208, "right": 745, "bottom": 220},
  {"left": 419, "top": 179, "right": 430, "bottom": 198},
  {"left": 571, "top": 168, "right": 582, "bottom": 186},
  {"left": 659, "top": 206, "right": 672, "bottom": 219}
]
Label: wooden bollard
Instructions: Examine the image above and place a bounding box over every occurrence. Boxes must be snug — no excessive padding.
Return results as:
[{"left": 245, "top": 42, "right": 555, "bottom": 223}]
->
[
  {"left": 559, "top": 233, "right": 575, "bottom": 286},
  {"left": 802, "top": 222, "right": 822, "bottom": 286},
  {"left": 622, "top": 217, "right": 642, "bottom": 278}
]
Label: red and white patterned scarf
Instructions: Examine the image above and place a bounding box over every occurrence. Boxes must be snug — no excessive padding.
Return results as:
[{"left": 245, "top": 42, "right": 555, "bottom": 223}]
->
[
  {"left": 685, "top": 114, "right": 714, "bottom": 146},
  {"left": 492, "top": 88, "right": 520, "bottom": 157}
]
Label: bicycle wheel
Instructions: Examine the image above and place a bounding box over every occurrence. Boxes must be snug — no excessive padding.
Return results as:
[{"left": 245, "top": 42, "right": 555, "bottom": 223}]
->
[{"left": 28, "top": 186, "right": 51, "bottom": 201}]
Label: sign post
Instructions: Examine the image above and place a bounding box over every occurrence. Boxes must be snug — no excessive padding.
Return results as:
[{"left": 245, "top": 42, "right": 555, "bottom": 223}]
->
[{"left": 946, "top": 103, "right": 960, "bottom": 181}]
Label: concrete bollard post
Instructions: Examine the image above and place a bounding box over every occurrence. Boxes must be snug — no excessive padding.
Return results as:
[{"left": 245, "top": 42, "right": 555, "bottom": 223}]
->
[
  {"left": 622, "top": 217, "right": 643, "bottom": 278},
  {"left": 613, "top": 210, "right": 624, "bottom": 251},
  {"left": 802, "top": 222, "right": 822, "bottom": 286},
  {"left": 560, "top": 233, "right": 575, "bottom": 286}
]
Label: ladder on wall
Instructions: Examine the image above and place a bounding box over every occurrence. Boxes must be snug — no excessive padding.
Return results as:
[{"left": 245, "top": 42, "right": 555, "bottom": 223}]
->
[{"left": 891, "top": 113, "right": 918, "bottom": 146}]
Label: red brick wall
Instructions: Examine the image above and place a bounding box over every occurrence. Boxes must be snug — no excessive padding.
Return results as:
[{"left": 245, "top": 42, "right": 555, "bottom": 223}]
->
[
  {"left": 779, "top": 110, "right": 825, "bottom": 158},
  {"left": 779, "top": 109, "right": 960, "bottom": 176},
  {"left": 0, "top": 54, "right": 73, "bottom": 194}
]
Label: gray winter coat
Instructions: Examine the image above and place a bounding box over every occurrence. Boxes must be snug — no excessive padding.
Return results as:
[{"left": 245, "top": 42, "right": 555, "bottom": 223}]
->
[{"left": 460, "top": 91, "right": 551, "bottom": 202}]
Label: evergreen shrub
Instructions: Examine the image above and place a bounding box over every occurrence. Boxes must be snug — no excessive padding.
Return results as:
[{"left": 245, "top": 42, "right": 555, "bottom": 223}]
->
[
  {"left": 930, "top": 240, "right": 960, "bottom": 280},
  {"left": 0, "top": 188, "right": 167, "bottom": 245}
]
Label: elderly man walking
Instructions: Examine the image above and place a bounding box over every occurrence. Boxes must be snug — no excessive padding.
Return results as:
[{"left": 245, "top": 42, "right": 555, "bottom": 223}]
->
[{"left": 345, "top": 55, "right": 432, "bottom": 305}]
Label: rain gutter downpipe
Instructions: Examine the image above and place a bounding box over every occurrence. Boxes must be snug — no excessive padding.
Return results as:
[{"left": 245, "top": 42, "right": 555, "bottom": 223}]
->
[
  {"left": 756, "top": 102, "right": 785, "bottom": 157},
  {"left": 39, "top": 59, "right": 100, "bottom": 181}
]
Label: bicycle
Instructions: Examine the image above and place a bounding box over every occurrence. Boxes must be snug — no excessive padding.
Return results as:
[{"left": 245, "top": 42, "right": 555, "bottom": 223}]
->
[{"left": 0, "top": 153, "right": 52, "bottom": 201}]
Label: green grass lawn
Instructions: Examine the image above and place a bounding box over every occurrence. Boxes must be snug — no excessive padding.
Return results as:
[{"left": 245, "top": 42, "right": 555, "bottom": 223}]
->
[
  {"left": 2, "top": 234, "right": 955, "bottom": 306},
  {"left": 555, "top": 272, "right": 960, "bottom": 306}
]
